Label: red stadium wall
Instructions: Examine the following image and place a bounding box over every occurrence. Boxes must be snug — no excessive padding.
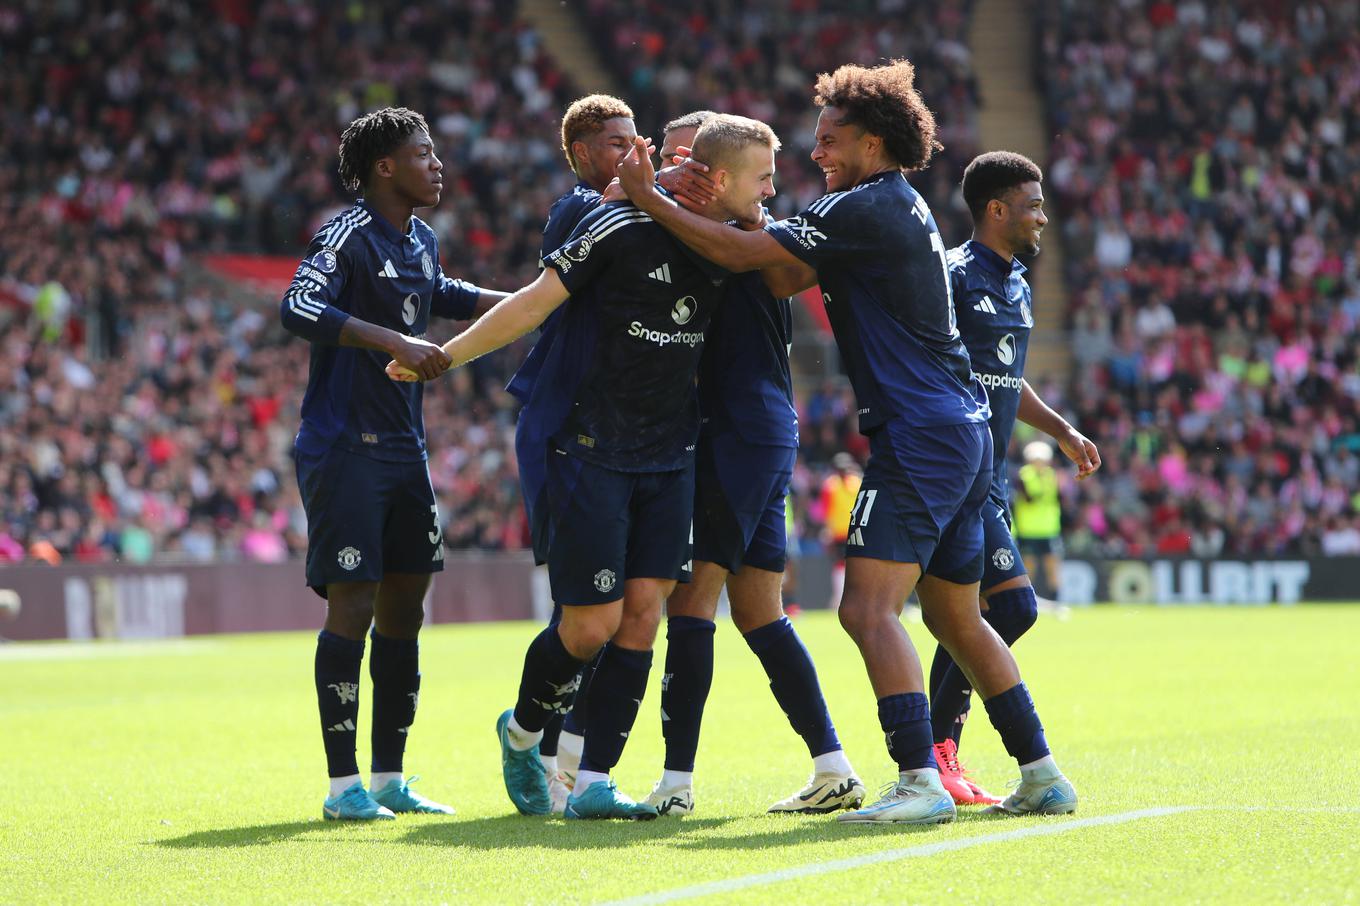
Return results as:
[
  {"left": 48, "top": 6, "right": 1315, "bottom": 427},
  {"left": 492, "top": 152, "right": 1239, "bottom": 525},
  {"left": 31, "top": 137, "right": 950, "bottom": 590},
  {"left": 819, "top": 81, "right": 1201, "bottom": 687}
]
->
[{"left": 0, "top": 554, "right": 544, "bottom": 642}]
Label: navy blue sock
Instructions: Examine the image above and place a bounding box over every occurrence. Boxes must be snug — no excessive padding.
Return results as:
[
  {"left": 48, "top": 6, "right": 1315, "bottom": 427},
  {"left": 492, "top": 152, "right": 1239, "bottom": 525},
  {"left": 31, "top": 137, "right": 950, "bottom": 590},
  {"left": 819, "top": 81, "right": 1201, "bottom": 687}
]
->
[
  {"left": 928, "top": 643, "right": 972, "bottom": 745},
  {"left": 512, "top": 626, "right": 587, "bottom": 733},
  {"left": 660, "top": 616, "right": 716, "bottom": 772},
  {"left": 878, "top": 691, "right": 936, "bottom": 772},
  {"left": 369, "top": 630, "right": 419, "bottom": 773},
  {"left": 315, "top": 630, "right": 364, "bottom": 778},
  {"left": 745, "top": 616, "right": 842, "bottom": 757},
  {"left": 580, "top": 644, "right": 653, "bottom": 773},
  {"left": 930, "top": 586, "right": 1038, "bottom": 745},
  {"left": 563, "top": 650, "right": 602, "bottom": 737},
  {"left": 983, "top": 682, "right": 1050, "bottom": 765},
  {"left": 540, "top": 606, "right": 567, "bottom": 757}
]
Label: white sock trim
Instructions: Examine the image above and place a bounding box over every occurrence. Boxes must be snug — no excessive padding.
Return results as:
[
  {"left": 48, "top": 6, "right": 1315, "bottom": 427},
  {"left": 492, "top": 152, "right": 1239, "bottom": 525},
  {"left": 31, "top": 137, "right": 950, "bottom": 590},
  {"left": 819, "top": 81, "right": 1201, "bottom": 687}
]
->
[
  {"left": 506, "top": 714, "right": 543, "bottom": 751},
  {"left": 575, "top": 769, "right": 610, "bottom": 790},
  {"left": 812, "top": 749, "right": 853, "bottom": 775},
  {"left": 370, "top": 771, "right": 403, "bottom": 792},
  {"left": 1020, "top": 754, "right": 1058, "bottom": 777},
  {"left": 661, "top": 769, "right": 693, "bottom": 789},
  {"left": 539, "top": 753, "right": 558, "bottom": 773},
  {"left": 329, "top": 774, "right": 362, "bottom": 798}
]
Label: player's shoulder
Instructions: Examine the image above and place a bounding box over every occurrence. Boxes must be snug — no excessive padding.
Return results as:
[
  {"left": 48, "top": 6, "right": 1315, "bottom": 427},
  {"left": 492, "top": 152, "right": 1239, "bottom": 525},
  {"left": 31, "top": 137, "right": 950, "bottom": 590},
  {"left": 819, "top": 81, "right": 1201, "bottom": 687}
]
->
[
  {"left": 311, "top": 203, "right": 372, "bottom": 245},
  {"left": 946, "top": 242, "right": 975, "bottom": 275},
  {"left": 575, "top": 200, "right": 655, "bottom": 241}
]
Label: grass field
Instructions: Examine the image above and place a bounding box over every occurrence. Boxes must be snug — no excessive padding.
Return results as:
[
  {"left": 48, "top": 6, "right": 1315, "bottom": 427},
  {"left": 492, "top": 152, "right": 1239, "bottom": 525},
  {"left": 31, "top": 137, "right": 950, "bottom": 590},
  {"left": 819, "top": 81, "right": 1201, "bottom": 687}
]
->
[{"left": 5, "top": 605, "right": 1360, "bottom": 904}]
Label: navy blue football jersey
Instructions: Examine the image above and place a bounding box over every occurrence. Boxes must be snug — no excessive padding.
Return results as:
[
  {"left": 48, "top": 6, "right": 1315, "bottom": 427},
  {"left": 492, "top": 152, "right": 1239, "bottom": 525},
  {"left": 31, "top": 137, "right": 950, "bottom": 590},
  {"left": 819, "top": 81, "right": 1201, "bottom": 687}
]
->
[
  {"left": 699, "top": 270, "right": 797, "bottom": 448},
  {"left": 524, "top": 201, "right": 727, "bottom": 472},
  {"left": 949, "top": 239, "right": 1033, "bottom": 494},
  {"left": 765, "top": 171, "right": 988, "bottom": 432},
  {"left": 506, "top": 182, "right": 601, "bottom": 404},
  {"left": 281, "top": 201, "right": 481, "bottom": 462}
]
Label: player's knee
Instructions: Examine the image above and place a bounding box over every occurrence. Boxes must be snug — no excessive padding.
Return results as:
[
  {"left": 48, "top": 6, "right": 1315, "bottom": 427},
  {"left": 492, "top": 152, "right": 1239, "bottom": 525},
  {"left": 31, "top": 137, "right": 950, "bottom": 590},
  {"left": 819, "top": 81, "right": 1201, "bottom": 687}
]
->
[
  {"left": 615, "top": 606, "right": 662, "bottom": 650},
  {"left": 558, "top": 616, "right": 614, "bottom": 659},
  {"left": 837, "top": 598, "right": 881, "bottom": 641}
]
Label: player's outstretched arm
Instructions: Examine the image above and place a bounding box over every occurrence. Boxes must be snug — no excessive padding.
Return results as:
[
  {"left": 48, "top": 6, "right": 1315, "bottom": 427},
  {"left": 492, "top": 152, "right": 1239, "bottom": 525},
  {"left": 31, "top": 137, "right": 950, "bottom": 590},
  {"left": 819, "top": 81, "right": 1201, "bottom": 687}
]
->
[
  {"left": 1018, "top": 378, "right": 1101, "bottom": 480},
  {"left": 470, "top": 288, "right": 510, "bottom": 319},
  {"left": 386, "top": 269, "right": 570, "bottom": 382},
  {"left": 741, "top": 211, "right": 818, "bottom": 298},
  {"left": 617, "top": 136, "right": 803, "bottom": 273}
]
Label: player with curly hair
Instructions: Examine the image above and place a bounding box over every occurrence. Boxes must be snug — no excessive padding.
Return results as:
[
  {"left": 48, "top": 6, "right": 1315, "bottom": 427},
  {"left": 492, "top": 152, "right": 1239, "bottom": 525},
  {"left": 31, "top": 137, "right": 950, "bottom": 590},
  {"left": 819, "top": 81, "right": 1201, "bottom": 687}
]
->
[
  {"left": 282, "top": 106, "right": 504, "bottom": 821},
  {"left": 618, "top": 60, "right": 1078, "bottom": 825}
]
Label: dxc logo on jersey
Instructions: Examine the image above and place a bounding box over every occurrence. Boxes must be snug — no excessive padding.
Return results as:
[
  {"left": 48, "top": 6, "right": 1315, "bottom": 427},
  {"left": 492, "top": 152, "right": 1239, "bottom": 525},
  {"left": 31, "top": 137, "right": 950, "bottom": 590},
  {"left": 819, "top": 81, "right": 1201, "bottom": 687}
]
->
[
  {"left": 671, "top": 295, "right": 696, "bottom": 325},
  {"left": 784, "top": 216, "right": 826, "bottom": 249},
  {"left": 997, "top": 333, "right": 1017, "bottom": 366},
  {"left": 402, "top": 293, "right": 418, "bottom": 326}
]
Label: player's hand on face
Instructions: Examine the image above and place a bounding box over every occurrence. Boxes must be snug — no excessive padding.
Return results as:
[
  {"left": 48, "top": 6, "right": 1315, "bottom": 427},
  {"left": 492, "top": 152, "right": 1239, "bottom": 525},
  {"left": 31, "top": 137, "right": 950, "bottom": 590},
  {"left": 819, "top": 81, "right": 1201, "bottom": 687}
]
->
[
  {"left": 387, "top": 335, "right": 452, "bottom": 382},
  {"left": 1059, "top": 429, "right": 1102, "bottom": 480},
  {"left": 616, "top": 135, "right": 657, "bottom": 201},
  {"left": 601, "top": 177, "right": 627, "bottom": 203},
  {"left": 657, "top": 158, "right": 716, "bottom": 208}
]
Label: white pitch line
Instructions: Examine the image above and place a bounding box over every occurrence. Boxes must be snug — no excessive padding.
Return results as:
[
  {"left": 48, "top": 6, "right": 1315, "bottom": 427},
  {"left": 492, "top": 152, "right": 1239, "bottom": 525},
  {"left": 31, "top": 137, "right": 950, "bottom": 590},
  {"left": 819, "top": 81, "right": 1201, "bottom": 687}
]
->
[
  {"left": 606, "top": 804, "right": 1360, "bottom": 906},
  {"left": 0, "top": 639, "right": 221, "bottom": 662},
  {"left": 605, "top": 807, "right": 1196, "bottom": 906}
]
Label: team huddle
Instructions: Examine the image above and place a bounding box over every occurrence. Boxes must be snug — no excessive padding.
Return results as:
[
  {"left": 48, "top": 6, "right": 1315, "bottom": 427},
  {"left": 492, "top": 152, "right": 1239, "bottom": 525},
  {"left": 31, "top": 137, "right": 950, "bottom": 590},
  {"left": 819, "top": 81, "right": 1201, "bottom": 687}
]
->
[{"left": 280, "top": 59, "right": 1101, "bottom": 826}]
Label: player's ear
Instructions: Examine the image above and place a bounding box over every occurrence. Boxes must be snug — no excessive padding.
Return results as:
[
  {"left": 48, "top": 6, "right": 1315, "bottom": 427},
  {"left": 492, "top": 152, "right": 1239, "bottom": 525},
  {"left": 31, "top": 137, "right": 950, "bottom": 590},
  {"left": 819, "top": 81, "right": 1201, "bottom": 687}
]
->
[
  {"left": 571, "top": 140, "right": 590, "bottom": 171},
  {"left": 988, "top": 197, "right": 1007, "bottom": 221},
  {"left": 373, "top": 155, "right": 396, "bottom": 181}
]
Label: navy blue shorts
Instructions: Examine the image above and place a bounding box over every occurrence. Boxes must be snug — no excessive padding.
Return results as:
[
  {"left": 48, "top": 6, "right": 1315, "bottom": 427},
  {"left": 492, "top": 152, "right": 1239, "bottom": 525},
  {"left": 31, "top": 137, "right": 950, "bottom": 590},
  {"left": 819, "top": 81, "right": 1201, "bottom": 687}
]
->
[
  {"left": 981, "top": 490, "right": 1028, "bottom": 590},
  {"left": 1018, "top": 535, "right": 1064, "bottom": 557},
  {"left": 846, "top": 420, "right": 991, "bottom": 584},
  {"left": 692, "top": 431, "right": 793, "bottom": 574},
  {"left": 296, "top": 447, "right": 444, "bottom": 597},
  {"left": 542, "top": 449, "right": 694, "bottom": 605}
]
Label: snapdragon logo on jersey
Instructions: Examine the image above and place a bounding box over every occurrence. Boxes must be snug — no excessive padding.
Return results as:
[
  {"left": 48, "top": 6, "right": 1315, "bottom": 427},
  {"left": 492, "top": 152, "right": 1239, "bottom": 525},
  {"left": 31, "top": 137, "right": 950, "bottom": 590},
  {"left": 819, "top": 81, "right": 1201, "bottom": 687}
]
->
[
  {"left": 996, "top": 333, "right": 1017, "bottom": 366},
  {"left": 628, "top": 296, "right": 703, "bottom": 348},
  {"left": 671, "top": 295, "right": 695, "bottom": 325},
  {"left": 402, "top": 292, "right": 418, "bottom": 326},
  {"left": 973, "top": 370, "right": 1023, "bottom": 392}
]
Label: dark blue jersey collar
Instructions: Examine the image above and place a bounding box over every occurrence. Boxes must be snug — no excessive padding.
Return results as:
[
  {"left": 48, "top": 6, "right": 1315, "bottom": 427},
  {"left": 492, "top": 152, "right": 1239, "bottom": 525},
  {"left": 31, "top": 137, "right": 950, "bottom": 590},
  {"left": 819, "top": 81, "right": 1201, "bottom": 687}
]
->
[
  {"left": 966, "top": 238, "right": 1027, "bottom": 278},
  {"left": 357, "top": 200, "right": 414, "bottom": 245}
]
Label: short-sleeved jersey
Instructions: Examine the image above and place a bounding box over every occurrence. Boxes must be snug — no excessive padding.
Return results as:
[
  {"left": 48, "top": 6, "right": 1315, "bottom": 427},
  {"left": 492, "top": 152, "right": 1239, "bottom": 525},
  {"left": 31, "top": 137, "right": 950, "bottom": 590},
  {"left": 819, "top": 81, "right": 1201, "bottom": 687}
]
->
[
  {"left": 699, "top": 270, "right": 797, "bottom": 448},
  {"left": 280, "top": 201, "right": 480, "bottom": 462},
  {"left": 507, "top": 182, "right": 602, "bottom": 404},
  {"left": 765, "top": 171, "right": 988, "bottom": 433},
  {"left": 949, "top": 239, "right": 1033, "bottom": 495},
  {"left": 524, "top": 201, "right": 727, "bottom": 472}
]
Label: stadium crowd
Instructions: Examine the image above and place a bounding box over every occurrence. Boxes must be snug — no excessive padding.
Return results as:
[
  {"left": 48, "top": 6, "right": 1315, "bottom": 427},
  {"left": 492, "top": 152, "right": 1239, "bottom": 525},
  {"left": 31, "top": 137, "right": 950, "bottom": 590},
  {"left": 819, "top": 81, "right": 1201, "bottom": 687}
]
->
[
  {"left": 1034, "top": 0, "right": 1360, "bottom": 557},
  {"left": 1, "top": 0, "right": 1357, "bottom": 565},
  {"left": 0, "top": 0, "right": 565, "bottom": 562}
]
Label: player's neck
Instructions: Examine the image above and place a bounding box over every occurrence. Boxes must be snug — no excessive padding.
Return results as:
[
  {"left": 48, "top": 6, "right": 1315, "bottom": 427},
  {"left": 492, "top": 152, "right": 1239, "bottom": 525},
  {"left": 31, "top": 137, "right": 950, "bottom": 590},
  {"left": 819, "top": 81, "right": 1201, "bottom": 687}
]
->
[
  {"left": 364, "top": 192, "right": 415, "bottom": 237},
  {"left": 972, "top": 232, "right": 1015, "bottom": 264}
]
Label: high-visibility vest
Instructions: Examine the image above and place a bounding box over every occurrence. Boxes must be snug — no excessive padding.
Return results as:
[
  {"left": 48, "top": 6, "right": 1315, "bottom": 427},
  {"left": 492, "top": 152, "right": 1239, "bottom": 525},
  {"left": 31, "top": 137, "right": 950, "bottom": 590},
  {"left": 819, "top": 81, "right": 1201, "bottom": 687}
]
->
[
  {"left": 821, "top": 474, "right": 861, "bottom": 543},
  {"left": 1013, "top": 463, "right": 1061, "bottom": 540}
]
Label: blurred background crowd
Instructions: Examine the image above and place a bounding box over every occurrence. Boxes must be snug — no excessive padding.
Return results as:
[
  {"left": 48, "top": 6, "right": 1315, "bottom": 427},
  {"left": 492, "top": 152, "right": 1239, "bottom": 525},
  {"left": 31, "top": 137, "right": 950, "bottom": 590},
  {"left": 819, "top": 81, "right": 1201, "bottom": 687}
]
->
[{"left": 1, "top": 0, "right": 1357, "bottom": 566}]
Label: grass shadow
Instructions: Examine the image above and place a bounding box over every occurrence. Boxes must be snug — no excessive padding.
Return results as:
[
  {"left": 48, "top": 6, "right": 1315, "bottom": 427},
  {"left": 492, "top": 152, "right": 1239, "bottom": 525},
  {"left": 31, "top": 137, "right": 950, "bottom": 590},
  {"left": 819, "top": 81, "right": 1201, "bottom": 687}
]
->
[
  {"left": 658, "top": 810, "right": 980, "bottom": 851},
  {"left": 401, "top": 814, "right": 734, "bottom": 850},
  {"left": 155, "top": 819, "right": 365, "bottom": 849}
]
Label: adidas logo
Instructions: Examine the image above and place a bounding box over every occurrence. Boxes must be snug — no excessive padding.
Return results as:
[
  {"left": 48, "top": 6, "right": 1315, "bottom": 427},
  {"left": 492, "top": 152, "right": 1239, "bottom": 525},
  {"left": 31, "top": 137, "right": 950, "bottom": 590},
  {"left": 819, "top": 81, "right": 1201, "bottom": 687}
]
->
[
  {"left": 377, "top": 259, "right": 398, "bottom": 278},
  {"left": 973, "top": 296, "right": 998, "bottom": 314},
  {"left": 327, "top": 719, "right": 356, "bottom": 732},
  {"left": 847, "top": 528, "right": 865, "bottom": 547},
  {"left": 648, "top": 263, "right": 672, "bottom": 283}
]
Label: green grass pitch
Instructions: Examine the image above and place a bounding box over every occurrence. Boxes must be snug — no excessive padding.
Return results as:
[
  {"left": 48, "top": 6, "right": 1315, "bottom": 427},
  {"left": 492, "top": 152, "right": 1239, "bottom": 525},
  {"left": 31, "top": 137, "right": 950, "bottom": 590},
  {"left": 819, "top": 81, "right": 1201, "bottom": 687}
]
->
[{"left": 5, "top": 605, "right": 1359, "bottom": 904}]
